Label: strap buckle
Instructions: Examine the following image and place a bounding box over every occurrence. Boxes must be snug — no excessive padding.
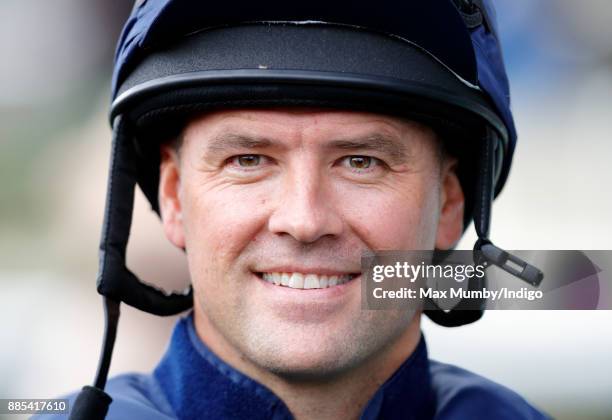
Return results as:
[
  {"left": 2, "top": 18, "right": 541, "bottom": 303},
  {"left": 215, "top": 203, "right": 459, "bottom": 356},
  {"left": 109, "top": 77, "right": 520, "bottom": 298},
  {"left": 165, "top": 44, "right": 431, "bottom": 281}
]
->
[{"left": 475, "top": 239, "right": 543, "bottom": 286}]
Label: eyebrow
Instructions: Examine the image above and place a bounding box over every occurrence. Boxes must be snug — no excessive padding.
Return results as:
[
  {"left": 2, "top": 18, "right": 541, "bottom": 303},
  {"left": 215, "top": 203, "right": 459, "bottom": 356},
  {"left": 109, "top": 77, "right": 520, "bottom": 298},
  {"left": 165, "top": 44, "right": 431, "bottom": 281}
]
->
[
  {"left": 205, "top": 133, "right": 275, "bottom": 154},
  {"left": 325, "top": 135, "right": 410, "bottom": 164}
]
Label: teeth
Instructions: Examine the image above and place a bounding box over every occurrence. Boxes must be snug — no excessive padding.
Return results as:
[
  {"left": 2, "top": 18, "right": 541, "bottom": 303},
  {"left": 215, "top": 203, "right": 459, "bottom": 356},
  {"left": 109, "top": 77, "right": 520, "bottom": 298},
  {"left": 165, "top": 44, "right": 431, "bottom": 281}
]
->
[
  {"left": 281, "top": 273, "right": 290, "bottom": 286},
  {"left": 304, "top": 274, "right": 318, "bottom": 289},
  {"left": 329, "top": 275, "right": 338, "bottom": 287},
  {"left": 261, "top": 272, "right": 356, "bottom": 289},
  {"left": 271, "top": 273, "right": 281, "bottom": 285},
  {"left": 289, "top": 273, "right": 304, "bottom": 288}
]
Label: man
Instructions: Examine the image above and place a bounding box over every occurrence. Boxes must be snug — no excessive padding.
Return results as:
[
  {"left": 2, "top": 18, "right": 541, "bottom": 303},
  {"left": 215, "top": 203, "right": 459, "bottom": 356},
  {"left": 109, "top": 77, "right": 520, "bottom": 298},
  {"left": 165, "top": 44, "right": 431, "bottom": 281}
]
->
[{"left": 56, "top": 1, "right": 548, "bottom": 419}]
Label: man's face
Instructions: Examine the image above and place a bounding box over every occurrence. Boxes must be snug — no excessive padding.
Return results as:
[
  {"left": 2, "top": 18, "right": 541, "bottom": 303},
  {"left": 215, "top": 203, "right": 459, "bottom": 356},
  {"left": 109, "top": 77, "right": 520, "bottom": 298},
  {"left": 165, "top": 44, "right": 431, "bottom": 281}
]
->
[{"left": 159, "top": 108, "right": 463, "bottom": 379}]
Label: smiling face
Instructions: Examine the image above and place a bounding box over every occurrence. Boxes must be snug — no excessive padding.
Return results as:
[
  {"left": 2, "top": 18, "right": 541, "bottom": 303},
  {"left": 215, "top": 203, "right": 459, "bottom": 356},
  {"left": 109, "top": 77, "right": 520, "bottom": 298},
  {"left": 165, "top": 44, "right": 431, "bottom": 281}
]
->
[{"left": 159, "top": 108, "right": 464, "bottom": 380}]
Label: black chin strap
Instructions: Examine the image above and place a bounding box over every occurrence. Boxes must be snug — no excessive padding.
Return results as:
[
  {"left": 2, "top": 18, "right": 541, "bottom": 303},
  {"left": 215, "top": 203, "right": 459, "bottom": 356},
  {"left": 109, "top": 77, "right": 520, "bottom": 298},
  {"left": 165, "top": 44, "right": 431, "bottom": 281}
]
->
[
  {"left": 69, "top": 116, "right": 193, "bottom": 419},
  {"left": 472, "top": 127, "right": 543, "bottom": 287},
  {"left": 68, "top": 298, "right": 120, "bottom": 420},
  {"left": 97, "top": 116, "right": 193, "bottom": 315},
  {"left": 425, "top": 127, "right": 542, "bottom": 327}
]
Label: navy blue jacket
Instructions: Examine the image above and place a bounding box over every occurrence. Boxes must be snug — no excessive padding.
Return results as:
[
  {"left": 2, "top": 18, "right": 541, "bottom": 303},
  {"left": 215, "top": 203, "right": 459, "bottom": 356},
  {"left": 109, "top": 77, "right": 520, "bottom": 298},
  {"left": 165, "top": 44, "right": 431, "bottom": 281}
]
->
[{"left": 41, "top": 314, "right": 548, "bottom": 419}]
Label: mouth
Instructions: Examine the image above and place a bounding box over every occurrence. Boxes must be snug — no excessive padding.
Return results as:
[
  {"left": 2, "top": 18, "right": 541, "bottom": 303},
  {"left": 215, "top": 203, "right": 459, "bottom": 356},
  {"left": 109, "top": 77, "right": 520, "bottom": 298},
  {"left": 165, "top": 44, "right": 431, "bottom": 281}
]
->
[{"left": 254, "top": 272, "right": 360, "bottom": 290}]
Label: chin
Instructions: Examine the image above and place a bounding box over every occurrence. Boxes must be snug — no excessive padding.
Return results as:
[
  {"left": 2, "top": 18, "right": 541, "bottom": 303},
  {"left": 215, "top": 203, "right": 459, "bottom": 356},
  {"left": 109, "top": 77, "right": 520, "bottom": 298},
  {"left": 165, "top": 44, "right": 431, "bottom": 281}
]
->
[
  {"left": 260, "top": 350, "right": 359, "bottom": 381},
  {"left": 240, "top": 329, "right": 369, "bottom": 381}
]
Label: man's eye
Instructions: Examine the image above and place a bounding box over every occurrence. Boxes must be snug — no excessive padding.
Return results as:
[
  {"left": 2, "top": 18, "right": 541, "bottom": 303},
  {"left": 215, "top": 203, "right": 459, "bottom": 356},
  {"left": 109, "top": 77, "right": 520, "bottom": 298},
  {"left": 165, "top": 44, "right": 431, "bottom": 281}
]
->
[
  {"left": 343, "top": 156, "right": 379, "bottom": 170},
  {"left": 231, "top": 155, "right": 262, "bottom": 167}
]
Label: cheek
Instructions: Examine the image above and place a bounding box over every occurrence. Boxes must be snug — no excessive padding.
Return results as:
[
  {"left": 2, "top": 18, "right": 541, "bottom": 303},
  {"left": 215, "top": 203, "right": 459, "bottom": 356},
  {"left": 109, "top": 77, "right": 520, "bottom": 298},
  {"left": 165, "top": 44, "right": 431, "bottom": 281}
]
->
[
  {"left": 180, "top": 181, "right": 271, "bottom": 274},
  {"left": 335, "top": 177, "right": 440, "bottom": 250}
]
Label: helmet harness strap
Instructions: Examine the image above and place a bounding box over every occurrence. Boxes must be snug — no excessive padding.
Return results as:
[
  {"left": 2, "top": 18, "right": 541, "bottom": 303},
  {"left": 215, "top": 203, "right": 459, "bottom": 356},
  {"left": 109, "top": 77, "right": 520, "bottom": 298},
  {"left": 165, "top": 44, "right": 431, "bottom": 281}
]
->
[
  {"left": 424, "top": 126, "right": 542, "bottom": 326},
  {"left": 69, "top": 117, "right": 192, "bottom": 420},
  {"left": 473, "top": 127, "right": 543, "bottom": 287}
]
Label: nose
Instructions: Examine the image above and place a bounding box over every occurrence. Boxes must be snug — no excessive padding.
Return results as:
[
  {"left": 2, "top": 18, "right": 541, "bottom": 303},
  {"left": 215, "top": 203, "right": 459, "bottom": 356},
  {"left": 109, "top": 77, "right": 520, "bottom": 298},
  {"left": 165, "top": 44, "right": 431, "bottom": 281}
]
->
[{"left": 267, "top": 164, "right": 343, "bottom": 244}]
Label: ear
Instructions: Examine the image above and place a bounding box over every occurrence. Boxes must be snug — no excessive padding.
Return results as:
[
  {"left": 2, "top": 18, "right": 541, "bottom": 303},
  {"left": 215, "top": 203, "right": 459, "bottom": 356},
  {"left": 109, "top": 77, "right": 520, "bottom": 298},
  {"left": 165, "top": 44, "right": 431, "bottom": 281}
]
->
[
  {"left": 159, "top": 144, "right": 186, "bottom": 249},
  {"left": 435, "top": 157, "right": 465, "bottom": 250}
]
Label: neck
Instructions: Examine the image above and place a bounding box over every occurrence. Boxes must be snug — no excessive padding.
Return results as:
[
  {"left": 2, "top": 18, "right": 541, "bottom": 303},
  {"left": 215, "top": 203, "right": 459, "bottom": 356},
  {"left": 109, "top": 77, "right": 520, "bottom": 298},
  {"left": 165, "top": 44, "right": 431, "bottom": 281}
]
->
[{"left": 194, "top": 311, "right": 422, "bottom": 420}]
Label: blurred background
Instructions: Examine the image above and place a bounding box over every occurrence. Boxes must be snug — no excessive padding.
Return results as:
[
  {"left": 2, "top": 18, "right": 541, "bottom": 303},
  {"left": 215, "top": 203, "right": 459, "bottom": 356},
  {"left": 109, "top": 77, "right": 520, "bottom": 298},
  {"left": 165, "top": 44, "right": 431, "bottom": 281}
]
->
[{"left": 1, "top": 1, "right": 611, "bottom": 419}]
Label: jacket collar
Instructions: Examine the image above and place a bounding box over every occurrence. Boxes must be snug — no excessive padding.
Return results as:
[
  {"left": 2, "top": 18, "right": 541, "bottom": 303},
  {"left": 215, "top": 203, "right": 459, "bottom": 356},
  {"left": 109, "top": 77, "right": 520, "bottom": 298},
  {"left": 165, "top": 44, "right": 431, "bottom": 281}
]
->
[{"left": 154, "top": 314, "right": 434, "bottom": 419}]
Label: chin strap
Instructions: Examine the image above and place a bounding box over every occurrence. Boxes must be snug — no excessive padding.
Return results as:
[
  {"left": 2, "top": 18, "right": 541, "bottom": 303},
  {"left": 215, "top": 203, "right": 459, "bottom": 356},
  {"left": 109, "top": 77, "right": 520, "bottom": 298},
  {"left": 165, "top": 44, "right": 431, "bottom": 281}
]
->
[
  {"left": 425, "top": 127, "right": 542, "bottom": 327},
  {"left": 69, "top": 116, "right": 193, "bottom": 419},
  {"left": 68, "top": 298, "right": 120, "bottom": 420},
  {"left": 472, "top": 127, "right": 543, "bottom": 287}
]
